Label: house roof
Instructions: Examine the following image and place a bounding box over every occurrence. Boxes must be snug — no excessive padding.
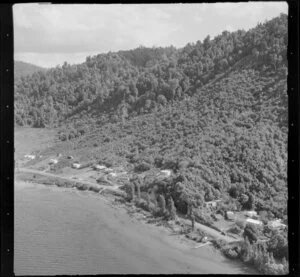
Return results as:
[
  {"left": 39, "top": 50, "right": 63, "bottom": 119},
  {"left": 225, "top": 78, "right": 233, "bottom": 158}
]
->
[
  {"left": 246, "top": 211, "right": 257, "bottom": 215},
  {"left": 246, "top": 218, "right": 263, "bottom": 225},
  {"left": 268, "top": 219, "right": 286, "bottom": 228}
]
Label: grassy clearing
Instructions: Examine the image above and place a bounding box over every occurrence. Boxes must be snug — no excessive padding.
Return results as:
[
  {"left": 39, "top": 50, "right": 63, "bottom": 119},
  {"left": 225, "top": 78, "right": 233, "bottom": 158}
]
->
[{"left": 15, "top": 127, "right": 57, "bottom": 160}]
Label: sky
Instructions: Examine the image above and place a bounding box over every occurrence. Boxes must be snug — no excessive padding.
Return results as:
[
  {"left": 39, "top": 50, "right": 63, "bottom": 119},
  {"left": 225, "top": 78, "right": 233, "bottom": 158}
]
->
[{"left": 14, "top": 2, "right": 288, "bottom": 68}]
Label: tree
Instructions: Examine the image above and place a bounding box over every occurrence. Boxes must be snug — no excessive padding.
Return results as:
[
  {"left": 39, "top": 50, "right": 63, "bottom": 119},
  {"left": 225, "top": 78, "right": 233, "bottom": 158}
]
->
[
  {"left": 168, "top": 197, "right": 177, "bottom": 220},
  {"left": 267, "top": 231, "right": 288, "bottom": 259},
  {"left": 252, "top": 48, "right": 259, "bottom": 57},
  {"left": 136, "top": 182, "right": 141, "bottom": 201},
  {"left": 245, "top": 193, "right": 256, "bottom": 210},
  {"left": 229, "top": 185, "right": 239, "bottom": 198},
  {"left": 243, "top": 223, "right": 258, "bottom": 244},
  {"left": 157, "top": 94, "right": 167, "bottom": 106},
  {"left": 203, "top": 35, "right": 211, "bottom": 50},
  {"left": 130, "top": 183, "right": 135, "bottom": 202},
  {"left": 146, "top": 193, "right": 152, "bottom": 210},
  {"left": 190, "top": 210, "right": 195, "bottom": 231},
  {"left": 240, "top": 194, "right": 249, "bottom": 205},
  {"left": 158, "top": 194, "right": 167, "bottom": 215}
]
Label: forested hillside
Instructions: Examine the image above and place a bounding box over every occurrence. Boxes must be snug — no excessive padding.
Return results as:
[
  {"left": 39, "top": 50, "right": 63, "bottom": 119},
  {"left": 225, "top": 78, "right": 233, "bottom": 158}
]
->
[
  {"left": 15, "top": 14, "right": 288, "bottom": 220},
  {"left": 14, "top": 61, "right": 46, "bottom": 81}
]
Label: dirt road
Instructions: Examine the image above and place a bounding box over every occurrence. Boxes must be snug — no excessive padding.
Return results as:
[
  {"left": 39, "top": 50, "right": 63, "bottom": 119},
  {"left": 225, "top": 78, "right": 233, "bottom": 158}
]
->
[{"left": 18, "top": 167, "right": 120, "bottom": 193}]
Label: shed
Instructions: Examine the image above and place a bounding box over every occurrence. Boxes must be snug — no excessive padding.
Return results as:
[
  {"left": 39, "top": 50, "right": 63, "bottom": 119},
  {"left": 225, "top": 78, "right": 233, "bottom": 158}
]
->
[
  {"left": 246, "top": 218, "right": 263, "bottom": 226},
  {"left": 160, "top": 170, "right": 172, "bottom": 176},
  {"left": 25, "top": 154, "right": 36, "bottom": 160},
  {"left": 226, "top": 211, "right": 236, "bottom": 220},
  {"left": 205, "top": 199, "right": 222, "bottom": 208},
  {"left": 245, "top": 211, "right": 257, "bottom": 218},
  {"left": 49, "top": 158, "right": 58, "bottom": 164},
  {"left": 72, "top": 163, "right": 81, "bottom": 169},
  {"left": 268, "top": 219, "right": 286, "bottom": 230},
  {"left": 94, "top": 165, "right": 107, "bottom": 170}
]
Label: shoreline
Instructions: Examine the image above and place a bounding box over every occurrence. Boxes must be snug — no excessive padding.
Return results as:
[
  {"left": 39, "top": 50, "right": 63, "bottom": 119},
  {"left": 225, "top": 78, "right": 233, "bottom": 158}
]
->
[{"left": 15, "top": 174, "right": 258, "bottom": 274}]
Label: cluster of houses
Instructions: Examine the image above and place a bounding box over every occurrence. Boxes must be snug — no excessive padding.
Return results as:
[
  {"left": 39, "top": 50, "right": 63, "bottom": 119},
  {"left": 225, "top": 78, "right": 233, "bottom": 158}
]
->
[
  {"left": 47, "top": 154, "right": 77, "bottom": 167},
  {"left": 203, "top": 198, "right": 286, "bottom": 232},
  {"left": 204, "top": 198, "right": 287, "bottom": 232},
  {"left": 225, "top": 210, "right": 287, "bottom": 230}
]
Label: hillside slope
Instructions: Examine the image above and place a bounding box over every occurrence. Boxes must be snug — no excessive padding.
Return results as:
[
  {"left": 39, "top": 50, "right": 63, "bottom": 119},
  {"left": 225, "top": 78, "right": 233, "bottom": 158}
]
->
[
  {"left": 14, "top": 61, "right": 46, "bottom": 80},
  {"left": 14, "top": 14, "right": 287, "bottom": 128},
  {"left": 48, "top": 62, "right": 287, "bottom": 218},
  {"left": 15, "top": 14, "right": 288, "bottom": 220}
]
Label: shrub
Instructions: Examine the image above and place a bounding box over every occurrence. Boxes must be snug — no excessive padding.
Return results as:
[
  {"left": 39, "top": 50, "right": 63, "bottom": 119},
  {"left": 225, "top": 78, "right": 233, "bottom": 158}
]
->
[
  {"left": 228, "top": 225, "right": 242, "bottom": 235},
  {"left": 158, "top": 194, "right": 169, "bottom": 217},
  {"left": 224, "top": 247, "right": 239, "bottom": 259},
  {"left": 243, "top": 223, "right": 258, "bottom": 244},
  {"left": 134, "top": 161, "right": 151, "bottom": 172}
]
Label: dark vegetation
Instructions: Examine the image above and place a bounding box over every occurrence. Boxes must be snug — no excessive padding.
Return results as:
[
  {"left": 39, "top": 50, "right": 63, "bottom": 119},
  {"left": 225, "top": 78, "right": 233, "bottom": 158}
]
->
[
  {"left": 15, "top": 14, "right": 287, "bottom": 219},
  {"left": 15, "top": 14, "right": 288, "bottom": 273},
  {"left": 221, "top": 223, "right": 288, "bottom": 274}
]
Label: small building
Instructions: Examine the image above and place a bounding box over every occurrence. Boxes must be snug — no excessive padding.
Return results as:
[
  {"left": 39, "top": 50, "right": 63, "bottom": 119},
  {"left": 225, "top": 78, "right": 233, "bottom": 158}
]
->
[
  {"left": 94, "top": 165, "right": 107, "bottom": 171},
  {"left": 226, "top": 211, "right": 236, "bottom": 220},
  {"left": 109, "top": 172, "right": 117, "bottom": 177},
  {"left": 268, "top": 219, "right": 287, "bottom": 230},
  {"left": 201, "top": 236, "right": 208, "bottom": 243},
  {"left": 104, "top": 168, "right": 113, "bottom": 173},
  {"left": 160, "top": 170, "right": 172, "bottom": 176},
  {"left": 57, "top": 153, "right": 62, "bottom": 157},
  {"left": 72, "top": 163, "right": 81, "bottom": 169},
  {"left": 245, "top": 211, "right": 257, "bottom": 218},
  {"left": 49, "top": 158, "right": 58, "bottom": 165},
  {"left": 246, "top": 218, "right": 263, "bottom": 227},
  {"left": 25, "top": 154, "right": 35, "bottom": 160},
  {"left": 205, "top": 199, "right": 222, "bottom": 208}
]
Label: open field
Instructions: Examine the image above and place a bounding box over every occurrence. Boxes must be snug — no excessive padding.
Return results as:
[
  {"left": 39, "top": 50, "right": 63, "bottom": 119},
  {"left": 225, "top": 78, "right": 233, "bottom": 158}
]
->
[{"left": 15, "top": 127, "right": 57, "bottom": 166}]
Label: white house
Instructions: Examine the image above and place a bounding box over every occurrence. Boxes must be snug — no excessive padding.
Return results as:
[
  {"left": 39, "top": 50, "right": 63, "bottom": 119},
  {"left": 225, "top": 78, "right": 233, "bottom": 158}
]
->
[
  {"left": 205, "top": 199, "right": 222, "bottom": 208},
  {"left": 245, "top": 211, "right": 257, "bottom": 218},
  {"left": 94, "top": 165, "right": 107, "bottom": 170},
  {"left": 72, "top": 163, "right": 81, "bottom": 169},
  {"left": 156, "top": 170, "right": 172, "bottom": 179},
  {"left": 49, "top": 158, "right": 58, "bottom": 165},
  {"left": 268, "top": 219, "right": 287, "bottom": 230},
  {"left": 160, "top": 169, "right": 172, "bottom": 176},
  {"left": 25, "top": 154, "right": 35, "bottom": 160},
  {"left": 246, "top": 218, "right": 263, "bottom": 226}
]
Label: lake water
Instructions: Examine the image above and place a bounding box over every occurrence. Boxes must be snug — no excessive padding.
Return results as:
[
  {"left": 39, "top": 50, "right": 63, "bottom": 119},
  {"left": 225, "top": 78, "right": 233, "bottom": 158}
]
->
[{"left": 14, "top": 181, "right": 256, "bottom": 275}]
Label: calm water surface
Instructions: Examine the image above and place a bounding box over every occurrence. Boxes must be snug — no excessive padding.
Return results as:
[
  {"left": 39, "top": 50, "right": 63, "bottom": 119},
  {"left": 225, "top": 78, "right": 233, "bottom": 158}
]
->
[{"left": 15, "top": 181, "right": 257, "bottom": 275}]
